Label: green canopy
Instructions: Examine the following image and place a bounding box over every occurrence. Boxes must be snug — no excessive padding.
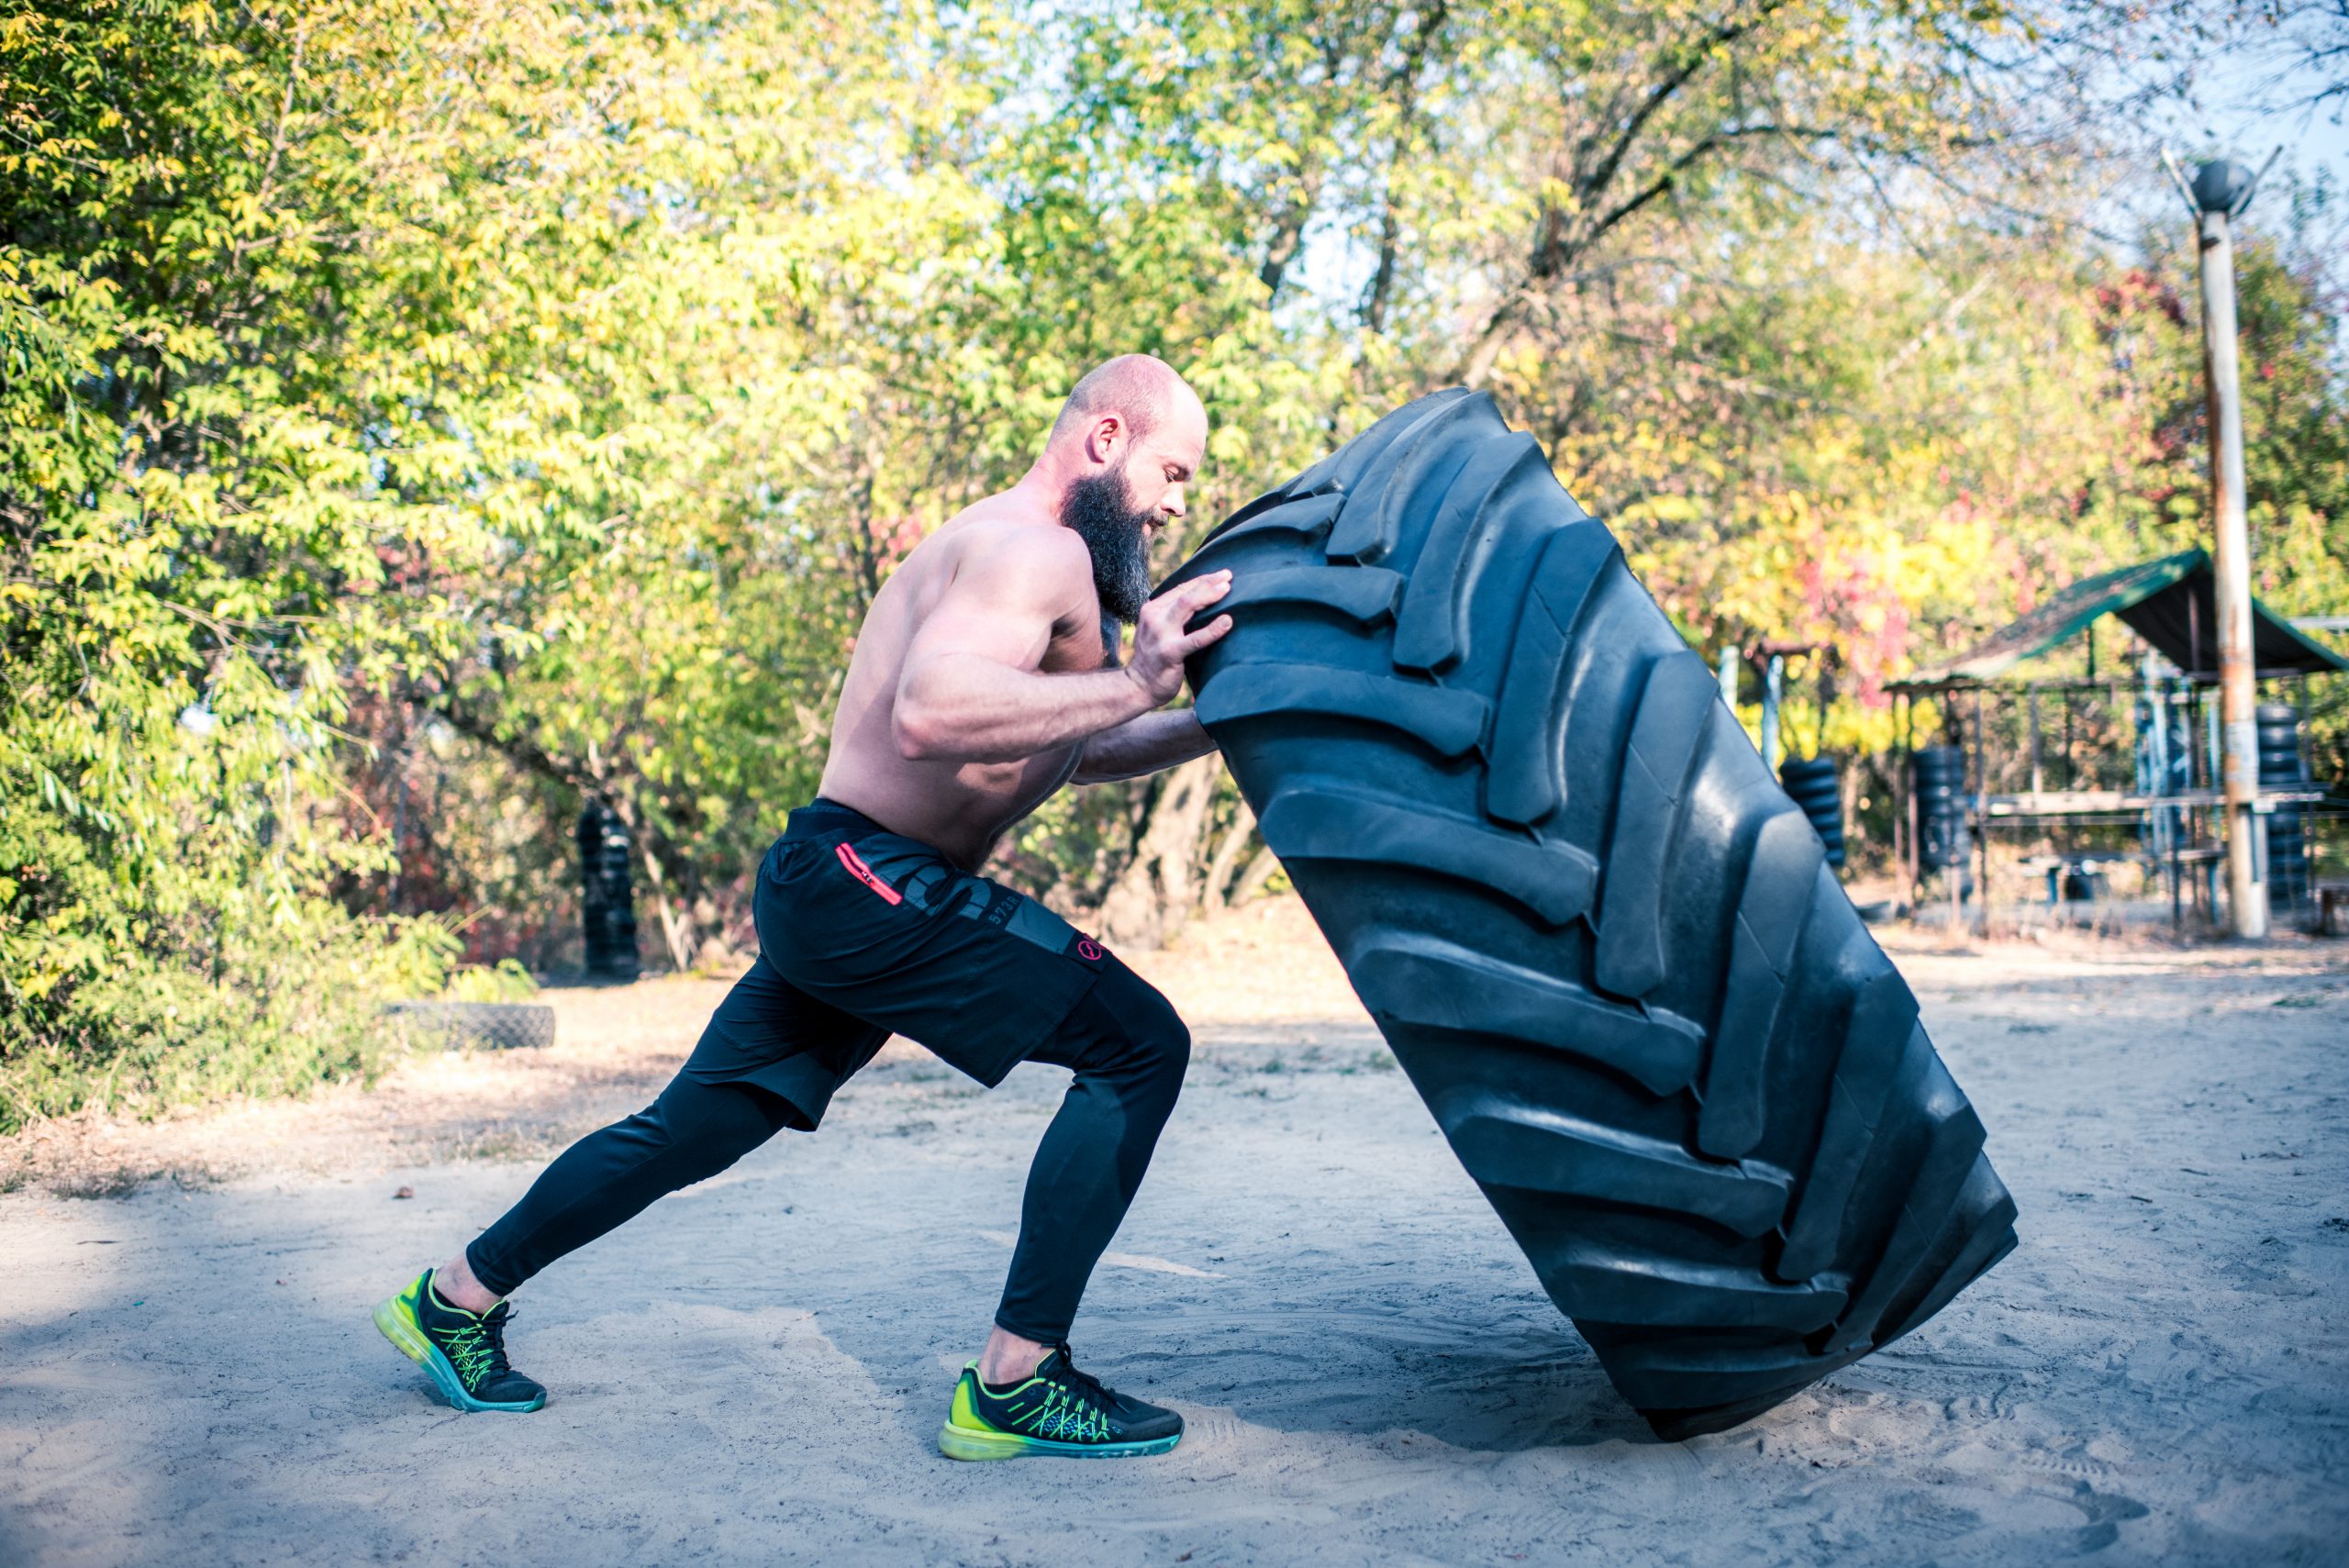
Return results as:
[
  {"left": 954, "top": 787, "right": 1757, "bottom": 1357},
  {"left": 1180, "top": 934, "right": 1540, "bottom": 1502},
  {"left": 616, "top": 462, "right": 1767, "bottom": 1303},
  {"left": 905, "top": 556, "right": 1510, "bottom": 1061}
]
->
[{"left": 1898, "top": 548, "right": 2349, "bottom": 688}]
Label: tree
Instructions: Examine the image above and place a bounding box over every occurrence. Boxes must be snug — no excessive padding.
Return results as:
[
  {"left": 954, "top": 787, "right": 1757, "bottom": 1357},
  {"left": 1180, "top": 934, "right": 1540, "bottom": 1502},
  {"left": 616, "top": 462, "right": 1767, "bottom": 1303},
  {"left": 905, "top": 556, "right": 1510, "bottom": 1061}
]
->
[{"left": 7, "top": 0, "right": 2343, "bottom": 1129}]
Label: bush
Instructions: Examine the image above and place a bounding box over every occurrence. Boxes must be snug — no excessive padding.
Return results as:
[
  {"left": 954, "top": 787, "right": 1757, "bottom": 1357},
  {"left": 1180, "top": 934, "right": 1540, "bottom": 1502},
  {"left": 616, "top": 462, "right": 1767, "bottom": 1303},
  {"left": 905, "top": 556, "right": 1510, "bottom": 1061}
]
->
[{"left": 0, "top": 902, "right": 476, "bottom": 1134}]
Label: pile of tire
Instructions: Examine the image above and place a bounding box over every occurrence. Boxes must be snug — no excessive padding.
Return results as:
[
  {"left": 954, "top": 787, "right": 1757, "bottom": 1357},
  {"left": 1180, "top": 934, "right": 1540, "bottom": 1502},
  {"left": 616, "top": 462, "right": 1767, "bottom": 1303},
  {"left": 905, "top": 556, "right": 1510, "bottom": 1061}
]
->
[
  {"left": 1164, "top": 390, "right": 2017, "bottom": 1439},
  {"left": 1776, "top": 756, "right": 1845, "bottom": 872},
  {"left": 579, "top": 801, "right": 642, "bottom": 982},
  {"left": 2258, "top": 703, "right": 2310, "bottom": 911},
  {"left": 1911, "top": 744, "right": 1974, "bottom": 897}
]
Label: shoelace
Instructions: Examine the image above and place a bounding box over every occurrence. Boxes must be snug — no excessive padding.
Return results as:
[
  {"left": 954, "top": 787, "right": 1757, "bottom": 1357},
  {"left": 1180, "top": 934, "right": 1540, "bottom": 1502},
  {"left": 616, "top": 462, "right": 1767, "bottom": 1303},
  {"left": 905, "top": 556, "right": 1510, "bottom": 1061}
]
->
[
  {"left": 1049, "top": 1344, "right": 1120, "bottom": 1411},
  {"left": 988, "top": 1345, "right": 1119, "bottom": 1441},
  {"left": 442, "top": 1305, "right": 518, "bottom": 1391},
  {"left": 1033, "top": 1393, "right": 1108, "bottom": 1442}
]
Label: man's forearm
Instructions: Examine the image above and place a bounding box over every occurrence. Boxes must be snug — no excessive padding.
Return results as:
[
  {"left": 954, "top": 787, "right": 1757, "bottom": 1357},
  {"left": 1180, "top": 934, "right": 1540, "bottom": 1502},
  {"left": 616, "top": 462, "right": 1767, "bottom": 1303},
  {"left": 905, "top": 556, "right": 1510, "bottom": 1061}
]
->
[
  {"left": 896, "top": 653, "right": 1156, "bottom": 763},
  {"left": 1072, "top": 709, "right": 1218, "bottom": 784}
]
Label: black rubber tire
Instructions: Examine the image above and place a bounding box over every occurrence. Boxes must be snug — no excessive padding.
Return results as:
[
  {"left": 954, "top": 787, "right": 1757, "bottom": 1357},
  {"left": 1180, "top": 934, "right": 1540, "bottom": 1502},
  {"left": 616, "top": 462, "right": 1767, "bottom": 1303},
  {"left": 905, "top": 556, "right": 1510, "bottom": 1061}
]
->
[
  {"left": 1912, "top": 746, "right": 1972, "bottom": 878},
  {"left": 1164, "top": 389, "right": 2017, "bottom": 1440},
  {"left": 384, "top": 1001, "right": 558, "bottom": 1051},
  {"left": 1777, "top": 757, "right": 1846, "bottom": 871}
]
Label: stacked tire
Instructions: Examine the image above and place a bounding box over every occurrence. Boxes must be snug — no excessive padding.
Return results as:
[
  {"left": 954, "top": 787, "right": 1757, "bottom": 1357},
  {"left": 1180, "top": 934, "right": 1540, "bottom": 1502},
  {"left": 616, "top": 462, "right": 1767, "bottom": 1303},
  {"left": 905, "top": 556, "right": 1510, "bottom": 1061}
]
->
[
  {"left": 1911, "top": 745, "right": 1973, "bottom": 898},
  {"left": 579, "top": 801, "right": 641, "bottom": 982},
  {"left": 1166, "top": 390, "right": 2017, "bottom": 1439},
  {"left": 1777, "top": 756, "right": 1846, "bottom": 872},
  {"left": 2259, "top": 703, "right": 2310, "bottom": 912}
]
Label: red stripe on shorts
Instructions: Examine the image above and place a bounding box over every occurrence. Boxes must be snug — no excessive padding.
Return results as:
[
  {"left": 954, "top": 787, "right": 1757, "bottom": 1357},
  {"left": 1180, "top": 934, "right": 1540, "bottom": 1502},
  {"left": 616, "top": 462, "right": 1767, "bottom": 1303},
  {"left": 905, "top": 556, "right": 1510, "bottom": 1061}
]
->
[{"left": 834, "top": 840, "right": 902, "bottom": 905}]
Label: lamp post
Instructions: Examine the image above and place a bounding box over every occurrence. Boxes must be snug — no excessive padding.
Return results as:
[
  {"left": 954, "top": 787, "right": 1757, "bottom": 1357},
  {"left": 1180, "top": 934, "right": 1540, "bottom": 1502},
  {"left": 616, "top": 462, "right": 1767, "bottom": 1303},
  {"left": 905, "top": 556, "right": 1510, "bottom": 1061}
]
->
[{"left": 2167, "top": 151, "right": 2273, "bottom": 939}]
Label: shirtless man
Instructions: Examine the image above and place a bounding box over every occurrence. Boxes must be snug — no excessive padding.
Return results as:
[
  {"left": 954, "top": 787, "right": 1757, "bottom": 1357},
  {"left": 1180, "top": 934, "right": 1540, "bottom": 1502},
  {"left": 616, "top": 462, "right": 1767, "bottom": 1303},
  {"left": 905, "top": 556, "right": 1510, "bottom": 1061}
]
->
[{"left": 373, "top": 354, "right": 1235, "bottom": 1461}]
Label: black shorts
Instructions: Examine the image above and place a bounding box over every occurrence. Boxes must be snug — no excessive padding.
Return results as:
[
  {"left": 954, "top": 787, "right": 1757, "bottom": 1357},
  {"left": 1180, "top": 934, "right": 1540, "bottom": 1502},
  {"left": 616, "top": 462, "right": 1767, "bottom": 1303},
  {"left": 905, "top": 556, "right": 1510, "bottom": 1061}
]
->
[{"left": 681, "top": 797, "right": 1117, "bottom": 1129}]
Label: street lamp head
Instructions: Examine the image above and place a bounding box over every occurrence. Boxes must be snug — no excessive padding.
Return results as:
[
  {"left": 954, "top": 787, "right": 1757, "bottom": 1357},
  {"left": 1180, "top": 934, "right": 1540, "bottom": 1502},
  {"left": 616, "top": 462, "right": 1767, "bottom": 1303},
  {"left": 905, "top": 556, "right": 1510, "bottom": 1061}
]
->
[{"left": 2192, "top": 160, "right": 2256, "bottom": 216}]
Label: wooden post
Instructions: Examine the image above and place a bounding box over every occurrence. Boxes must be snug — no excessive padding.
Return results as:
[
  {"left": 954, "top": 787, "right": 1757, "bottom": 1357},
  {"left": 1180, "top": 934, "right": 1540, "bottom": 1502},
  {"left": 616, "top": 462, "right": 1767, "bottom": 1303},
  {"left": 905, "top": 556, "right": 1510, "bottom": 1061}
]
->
[{"left": 2183, "top": 156, "right": 2268, "bottom": 937}]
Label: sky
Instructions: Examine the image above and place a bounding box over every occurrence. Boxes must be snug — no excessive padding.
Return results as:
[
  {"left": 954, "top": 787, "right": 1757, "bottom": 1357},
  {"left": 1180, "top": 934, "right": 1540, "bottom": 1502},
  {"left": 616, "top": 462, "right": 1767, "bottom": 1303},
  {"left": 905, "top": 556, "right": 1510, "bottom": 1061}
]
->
[{"left": 2135, "top": 26, "right": 2346, "bottom": 275}]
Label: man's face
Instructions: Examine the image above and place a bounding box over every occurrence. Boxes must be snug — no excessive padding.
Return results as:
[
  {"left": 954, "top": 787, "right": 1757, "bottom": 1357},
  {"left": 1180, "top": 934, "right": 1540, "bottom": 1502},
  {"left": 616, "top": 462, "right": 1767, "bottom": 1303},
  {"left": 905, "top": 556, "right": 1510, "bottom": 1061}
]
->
[
  {"left": 1063, "top": 399, "right": 1209, "bottom": 624},
  {"left": 1116, "top": 399, "right": 1209, "bottom": 545}
]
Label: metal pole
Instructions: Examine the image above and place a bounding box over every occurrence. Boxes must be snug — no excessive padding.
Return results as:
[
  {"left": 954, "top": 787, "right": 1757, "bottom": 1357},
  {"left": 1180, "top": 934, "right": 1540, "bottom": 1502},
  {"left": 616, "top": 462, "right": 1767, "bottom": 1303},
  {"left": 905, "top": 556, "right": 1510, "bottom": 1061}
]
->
[
  {"left": 1899, "top": 695, "right": 1916, "bottom": 898},
  {"left": 2188, "top": 168, "right": 2268, "bottom": 938},
  {"left": 1974, "top": 688, "right": 1990, "bottom": 936},
  {"left": 2029, "top": 685, "right": 2043, "bottom": 799},
  {"left": 2062, "top": 689, "right": 2073, "bottom": 791},
  {"left": 1761, "top": 654, "right": 1784, "bottom": 773}
]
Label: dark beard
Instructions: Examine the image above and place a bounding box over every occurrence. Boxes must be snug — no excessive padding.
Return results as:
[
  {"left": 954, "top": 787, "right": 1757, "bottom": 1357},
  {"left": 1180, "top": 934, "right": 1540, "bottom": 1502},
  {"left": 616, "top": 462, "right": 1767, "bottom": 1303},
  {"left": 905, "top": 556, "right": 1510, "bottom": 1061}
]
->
[{"left": 1059, "top": 468, "right": 1155, "bottom": 624}]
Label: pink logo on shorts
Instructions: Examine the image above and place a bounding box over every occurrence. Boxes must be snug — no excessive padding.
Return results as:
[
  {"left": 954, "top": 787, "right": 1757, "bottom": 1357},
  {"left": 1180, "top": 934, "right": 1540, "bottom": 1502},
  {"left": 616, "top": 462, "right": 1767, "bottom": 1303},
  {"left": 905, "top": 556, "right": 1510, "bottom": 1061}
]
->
[{"left": 1077, "top": 938, "right": 1103, "bottom": 962}]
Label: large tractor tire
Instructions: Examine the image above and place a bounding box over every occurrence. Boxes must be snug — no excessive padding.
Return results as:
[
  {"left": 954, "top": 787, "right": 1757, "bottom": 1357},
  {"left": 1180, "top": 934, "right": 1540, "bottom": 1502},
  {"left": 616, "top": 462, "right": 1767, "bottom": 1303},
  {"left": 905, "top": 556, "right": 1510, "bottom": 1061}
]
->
[{"left": 1164, "top": 389, "right": 2016, "bottom": 1440}]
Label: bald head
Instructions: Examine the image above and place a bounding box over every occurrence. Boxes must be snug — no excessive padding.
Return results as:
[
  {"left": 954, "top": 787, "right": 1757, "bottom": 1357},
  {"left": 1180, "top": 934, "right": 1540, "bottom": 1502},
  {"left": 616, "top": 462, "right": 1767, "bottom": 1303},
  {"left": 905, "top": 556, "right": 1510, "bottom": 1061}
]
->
[
  {"left": 1048, "top": 354, "right": 1201, "bottom": 450},
  {"left": 1032, "top": 354, "right": 1209, "bottom": 617}
]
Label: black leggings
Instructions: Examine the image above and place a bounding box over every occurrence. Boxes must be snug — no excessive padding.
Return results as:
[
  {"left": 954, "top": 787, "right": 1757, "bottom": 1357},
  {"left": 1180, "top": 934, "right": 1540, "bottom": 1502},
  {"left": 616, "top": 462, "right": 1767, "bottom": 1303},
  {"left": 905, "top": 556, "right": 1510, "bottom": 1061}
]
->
[{"left": 464, "top": 962, "right": 1189, "bottom": 1344}]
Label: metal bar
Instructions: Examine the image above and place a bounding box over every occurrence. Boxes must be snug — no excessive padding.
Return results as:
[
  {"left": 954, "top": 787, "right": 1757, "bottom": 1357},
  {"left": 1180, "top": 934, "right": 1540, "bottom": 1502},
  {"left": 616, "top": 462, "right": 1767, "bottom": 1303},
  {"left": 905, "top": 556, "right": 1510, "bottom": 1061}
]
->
[
  {"left": 2302, "top": 673, "right": 2314, "bottom": 779},
  {"left": 2063, "top": 687, "right": 2073, "bottom": 792},
  {"left": 2030, "top": 685, "right": 2044, "bottom": 797},
  {"left": 1974, "top": 688, "right": 1990, "bottom": 936},
  {"left": 1814, "top": 656, "right": 1831, "bottom": 757},
  {"left": 2161, "top": 147, "right": 2199, "bottom": 214},
  {"left": 2171, "top": 795, "right": 2184, "bottom": 932},
  {"left": 1977, "top": 786, "right": 2329, "bottom": 814},
  {"left": 1899, "top": 694, "right": 1916, "bottom": 897}
]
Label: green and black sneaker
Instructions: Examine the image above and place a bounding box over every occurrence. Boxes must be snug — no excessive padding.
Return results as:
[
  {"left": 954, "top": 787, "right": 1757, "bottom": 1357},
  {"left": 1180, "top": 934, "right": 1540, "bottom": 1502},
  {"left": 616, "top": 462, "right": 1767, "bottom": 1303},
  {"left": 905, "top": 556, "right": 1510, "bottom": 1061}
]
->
[
  {"left": 373, "top": 1268, "right": 547, "bottom": 1413},
  {"left": 938, "top": 1343, "right": 1183, "bottom": 1461}
]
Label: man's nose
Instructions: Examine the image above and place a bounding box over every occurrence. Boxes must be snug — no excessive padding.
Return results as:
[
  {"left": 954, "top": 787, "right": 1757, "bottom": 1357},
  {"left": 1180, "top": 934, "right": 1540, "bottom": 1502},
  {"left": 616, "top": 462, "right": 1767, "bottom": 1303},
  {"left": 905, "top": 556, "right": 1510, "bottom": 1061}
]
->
[{"left": 1163, "top": 486, "right": 1186, "bottom": 520}]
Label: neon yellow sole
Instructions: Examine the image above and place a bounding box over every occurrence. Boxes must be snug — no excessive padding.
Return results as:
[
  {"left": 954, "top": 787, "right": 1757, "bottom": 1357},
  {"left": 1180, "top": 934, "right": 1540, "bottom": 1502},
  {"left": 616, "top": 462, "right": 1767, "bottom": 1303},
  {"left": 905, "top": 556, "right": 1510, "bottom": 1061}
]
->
[
  {"left": 372, "top": 1280, "right": 545, "bottom": 1414},
  {"left": 373, "top": 1293, "right": 434, "bottom": 1364}
]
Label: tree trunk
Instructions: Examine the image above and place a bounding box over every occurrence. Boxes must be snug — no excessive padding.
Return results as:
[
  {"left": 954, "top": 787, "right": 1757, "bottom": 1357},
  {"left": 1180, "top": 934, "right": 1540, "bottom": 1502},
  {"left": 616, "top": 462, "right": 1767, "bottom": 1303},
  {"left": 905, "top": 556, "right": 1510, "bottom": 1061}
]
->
[
  {"left": 1095, "top": 755, "right": 1222, "bottom": 949},
  {"left": 636, "top": 838, "right": 697, "bottom": 973},
  {"left": 1201, "top": 797, "right": 1258, "bottom": 918},
  {"left": 1227, "top": 844, "right": 1282, "bottom": 911}
]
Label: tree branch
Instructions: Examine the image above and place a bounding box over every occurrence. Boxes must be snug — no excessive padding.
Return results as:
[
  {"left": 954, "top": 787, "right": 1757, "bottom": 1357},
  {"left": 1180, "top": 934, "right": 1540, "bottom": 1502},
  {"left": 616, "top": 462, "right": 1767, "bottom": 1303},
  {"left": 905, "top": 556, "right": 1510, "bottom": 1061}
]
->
[{"left": 424, "top": 688, "right": 583, "bottom": 794}]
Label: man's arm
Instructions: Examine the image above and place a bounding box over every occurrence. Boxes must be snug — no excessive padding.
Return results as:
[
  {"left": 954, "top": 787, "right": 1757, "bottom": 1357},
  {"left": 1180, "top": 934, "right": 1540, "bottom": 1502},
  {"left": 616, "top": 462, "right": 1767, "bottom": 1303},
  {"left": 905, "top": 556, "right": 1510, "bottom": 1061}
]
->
[
  {"left": 1071, "top": 708, "right": 1219, "bottom": 784},
  {"left": 894, "top": 529, "right": 1232, "bottom": 763}
]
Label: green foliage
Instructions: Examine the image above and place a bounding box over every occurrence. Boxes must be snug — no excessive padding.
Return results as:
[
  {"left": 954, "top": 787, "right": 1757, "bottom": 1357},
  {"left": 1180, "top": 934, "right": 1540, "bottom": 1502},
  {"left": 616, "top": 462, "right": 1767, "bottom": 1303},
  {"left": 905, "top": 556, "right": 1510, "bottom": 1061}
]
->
[
  {"left": 5, "top": 0, "right": 2344, "bottom": 1128},
  {"left": 441, "top": 960, "right": 539, "bottom": 1005}
]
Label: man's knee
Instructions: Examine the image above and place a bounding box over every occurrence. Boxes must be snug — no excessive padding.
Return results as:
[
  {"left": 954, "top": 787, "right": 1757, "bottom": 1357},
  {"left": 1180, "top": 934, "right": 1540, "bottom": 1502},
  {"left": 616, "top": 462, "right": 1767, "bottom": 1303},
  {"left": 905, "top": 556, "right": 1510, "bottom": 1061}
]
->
[
  {"left": 1115, "top": 984, "right": 1191, "bottom": 1106},
  {"left": 640, "top": 1077, "right": 790, "bottom": 1182}
]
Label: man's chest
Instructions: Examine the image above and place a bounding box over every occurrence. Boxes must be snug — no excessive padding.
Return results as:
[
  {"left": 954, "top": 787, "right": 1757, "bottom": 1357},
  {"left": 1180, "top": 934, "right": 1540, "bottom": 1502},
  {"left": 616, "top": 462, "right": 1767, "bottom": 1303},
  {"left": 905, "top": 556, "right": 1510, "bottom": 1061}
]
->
[{"left": 1040, "top": 611, "right": 1124, "bottom": 675}]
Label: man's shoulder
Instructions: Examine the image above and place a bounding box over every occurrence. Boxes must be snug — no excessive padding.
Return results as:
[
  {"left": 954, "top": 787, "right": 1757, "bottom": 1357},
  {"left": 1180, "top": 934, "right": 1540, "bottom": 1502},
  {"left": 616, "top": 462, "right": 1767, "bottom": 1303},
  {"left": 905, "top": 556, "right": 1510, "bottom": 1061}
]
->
[{"left": 943, "top": 497, "right": 1092, "bottom": 588}]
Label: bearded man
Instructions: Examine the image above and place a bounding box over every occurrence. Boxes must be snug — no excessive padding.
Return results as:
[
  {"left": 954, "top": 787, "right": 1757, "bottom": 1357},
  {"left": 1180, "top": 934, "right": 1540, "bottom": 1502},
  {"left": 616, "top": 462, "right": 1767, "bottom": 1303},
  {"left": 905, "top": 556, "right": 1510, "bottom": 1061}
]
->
[{"left": 373, "top": 355, "right": 1235, "bottom": 1460}]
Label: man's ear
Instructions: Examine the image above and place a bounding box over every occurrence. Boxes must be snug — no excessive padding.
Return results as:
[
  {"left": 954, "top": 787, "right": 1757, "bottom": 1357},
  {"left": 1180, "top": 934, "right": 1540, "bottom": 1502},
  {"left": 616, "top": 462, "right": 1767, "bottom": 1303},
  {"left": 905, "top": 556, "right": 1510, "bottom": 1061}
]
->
[{"left": 1085, "top": 414, "right": 1123, "bottom": 463}]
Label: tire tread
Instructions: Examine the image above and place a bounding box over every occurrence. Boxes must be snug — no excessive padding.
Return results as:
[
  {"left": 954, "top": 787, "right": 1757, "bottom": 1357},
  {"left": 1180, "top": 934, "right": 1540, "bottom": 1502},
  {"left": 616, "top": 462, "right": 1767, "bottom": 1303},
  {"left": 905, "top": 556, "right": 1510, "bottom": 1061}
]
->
[{"left": 1169, "top": 389, "right": 2013, "bottom": 1438}]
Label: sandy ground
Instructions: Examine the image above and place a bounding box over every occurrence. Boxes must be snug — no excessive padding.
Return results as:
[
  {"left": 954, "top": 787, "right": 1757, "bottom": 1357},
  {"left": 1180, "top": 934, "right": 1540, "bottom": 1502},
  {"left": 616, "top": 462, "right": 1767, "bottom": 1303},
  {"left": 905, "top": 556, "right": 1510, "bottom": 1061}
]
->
[{"left": 4, "top": 895, "right": 2347, "bottom": 1567}]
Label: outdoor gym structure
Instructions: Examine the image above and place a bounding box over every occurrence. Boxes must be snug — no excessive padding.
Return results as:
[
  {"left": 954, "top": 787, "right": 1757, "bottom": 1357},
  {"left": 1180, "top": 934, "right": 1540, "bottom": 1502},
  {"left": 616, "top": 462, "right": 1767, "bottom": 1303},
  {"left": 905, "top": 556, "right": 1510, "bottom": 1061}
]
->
[{"left": 1888, "top": 548, "right": 2347, "bottom": 935}]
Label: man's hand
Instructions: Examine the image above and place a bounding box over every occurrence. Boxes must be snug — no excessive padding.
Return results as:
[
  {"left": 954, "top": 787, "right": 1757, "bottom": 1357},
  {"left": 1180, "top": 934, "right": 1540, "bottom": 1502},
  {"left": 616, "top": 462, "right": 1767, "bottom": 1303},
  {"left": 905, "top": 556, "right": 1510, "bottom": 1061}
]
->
[{"left": 1126, "top": 572, "right": 1233, "bottom": 706}]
